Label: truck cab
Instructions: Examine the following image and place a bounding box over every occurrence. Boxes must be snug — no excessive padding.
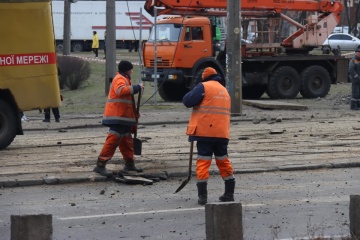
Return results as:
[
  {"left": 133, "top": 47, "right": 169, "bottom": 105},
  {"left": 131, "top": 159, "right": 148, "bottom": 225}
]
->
[{"left": 142, "top": 16, "right": 222, "bottom": 101}]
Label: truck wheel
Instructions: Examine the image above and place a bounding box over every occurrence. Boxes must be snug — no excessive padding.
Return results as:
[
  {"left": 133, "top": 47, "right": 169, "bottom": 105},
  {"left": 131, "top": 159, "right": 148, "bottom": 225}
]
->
[
  {"left": 0, "top": 100, "right": 17, "bottom": 150},
  {"left": 158, "top": 82, "right": 187, "bottom": 101},
  {"left": 56, "top": 42, "right": 64, "bottom": 52},
  {"left": 216, "top": 50, "right": 226, "bottom": 68},
  {"left": 191, "top": 68, "right": 205, "bottom": 89},
  {"left": 300, "top": 66, "right": 331, "bottom": 98},
  {"left": 72, "top": 42, "right": 84, "bottom": 52},
  {"left": 243, "top": 86, "right": 266, "bottom": 99},
  {"left": 267, "top": 66, "right": 301, "bottom": 99}
]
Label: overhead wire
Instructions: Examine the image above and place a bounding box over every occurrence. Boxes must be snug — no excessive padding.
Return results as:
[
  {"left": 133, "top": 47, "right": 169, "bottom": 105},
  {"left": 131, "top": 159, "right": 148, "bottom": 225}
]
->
[
  {"left": 125, "top": 0, "right": 195, "bottom": 106},
  {"left": 125, "top": 0, "right": 143, "bottom": 67}
]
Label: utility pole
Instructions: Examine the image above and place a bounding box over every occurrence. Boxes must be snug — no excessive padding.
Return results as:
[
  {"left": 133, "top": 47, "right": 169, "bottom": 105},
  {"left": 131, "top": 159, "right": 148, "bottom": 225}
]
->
[
  {"left": 227, "top": 0, "right": 242, "bottom": 115},
  {"left": 105, "top": 0, "right": 116, "bottom": 95},
  {"left": 138, "top": 8, "right": 143, "bottom": 85},
  {"left": 63, "top": 0, "right": 71, "bottom": 56},
  {"left": 153, "top": 7, "right": 159, "bottom": 105}
]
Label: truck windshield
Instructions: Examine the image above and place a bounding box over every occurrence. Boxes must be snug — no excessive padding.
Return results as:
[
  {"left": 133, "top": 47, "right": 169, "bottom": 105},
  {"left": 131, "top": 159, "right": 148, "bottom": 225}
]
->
[{"left": 148, "top": 24, "right": 182, "bottom": 42}]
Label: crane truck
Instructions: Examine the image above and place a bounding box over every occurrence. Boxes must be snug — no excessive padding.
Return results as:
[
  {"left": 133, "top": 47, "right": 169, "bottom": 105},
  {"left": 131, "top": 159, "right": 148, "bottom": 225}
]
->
[
  {"left": 141, "top": 0, "right": 349, "bottom": 101},
  {"left": 0, "top": 0, "right": 61, "bottom": 150}
]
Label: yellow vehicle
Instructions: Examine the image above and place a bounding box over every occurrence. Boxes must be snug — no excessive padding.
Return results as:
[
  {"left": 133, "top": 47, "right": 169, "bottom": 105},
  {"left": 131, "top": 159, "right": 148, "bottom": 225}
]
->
[{"left": 0, "top": 0, "right": 61, "bottom": 150}]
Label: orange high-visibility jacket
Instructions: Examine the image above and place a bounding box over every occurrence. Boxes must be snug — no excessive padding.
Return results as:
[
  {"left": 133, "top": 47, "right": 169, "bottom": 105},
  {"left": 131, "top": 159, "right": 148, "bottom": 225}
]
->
[
  {"left": 186, "top": 81, "right": 231, "bottom": 139},
  {"left": 102, "top": 72, "right": 137, "bottom": 126}
]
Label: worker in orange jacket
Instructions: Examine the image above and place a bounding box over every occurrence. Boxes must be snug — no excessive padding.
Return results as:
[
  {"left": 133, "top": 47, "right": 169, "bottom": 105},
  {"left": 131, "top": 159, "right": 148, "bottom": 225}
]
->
[
  {"left": 94, "top": 60, "right": 144, "bottom": 178},
  {"left": 182, "top": 67, "right": 235, "bottom": 205}
]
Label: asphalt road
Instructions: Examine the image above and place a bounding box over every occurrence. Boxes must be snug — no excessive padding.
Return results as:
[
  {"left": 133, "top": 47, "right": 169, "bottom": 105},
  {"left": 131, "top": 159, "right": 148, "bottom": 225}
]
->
[{"left": 0, "top": 167, "right": 358, "bottom": 239}]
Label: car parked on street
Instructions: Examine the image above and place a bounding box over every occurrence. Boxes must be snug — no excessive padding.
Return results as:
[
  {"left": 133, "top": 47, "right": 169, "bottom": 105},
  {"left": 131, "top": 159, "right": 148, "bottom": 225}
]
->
[{"left": 322, "top": 33, "right": 360, "bottom": 53}]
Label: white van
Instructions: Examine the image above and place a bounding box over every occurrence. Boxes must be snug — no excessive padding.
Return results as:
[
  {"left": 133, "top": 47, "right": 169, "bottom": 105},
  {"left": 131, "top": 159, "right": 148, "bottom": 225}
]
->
[{"left": 332, "top": 26, "right": 349, "bottom": 33}]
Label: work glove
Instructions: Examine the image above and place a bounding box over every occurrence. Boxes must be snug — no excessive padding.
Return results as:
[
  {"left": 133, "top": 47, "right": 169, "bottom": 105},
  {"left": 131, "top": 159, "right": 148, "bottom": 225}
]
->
[{"left": 135, "top": 112, "right": 140, "bottom": 119}]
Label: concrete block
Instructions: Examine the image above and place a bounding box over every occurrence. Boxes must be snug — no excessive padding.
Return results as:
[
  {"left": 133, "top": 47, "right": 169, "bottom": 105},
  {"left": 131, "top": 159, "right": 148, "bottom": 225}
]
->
[
  {"left": 350, "top": 195, "right": 360, "bottom": 237},
  {"left": 205, "top": 202, "right": 243, "bottom": 240},
  {"left": 0, "top": 180, "right": 17, "bottom": 188},
  {"left": 17, "top": 179, "right": 43, "bottom": 187},
  {"left": 43, "top": 176, "right": 59, "bottom": 185},
  {"left": 11, "top": 214, "right": 52, "bottom": 240},
  {"left": 57, "top": 177, "right": 89, "bottom": 184}
]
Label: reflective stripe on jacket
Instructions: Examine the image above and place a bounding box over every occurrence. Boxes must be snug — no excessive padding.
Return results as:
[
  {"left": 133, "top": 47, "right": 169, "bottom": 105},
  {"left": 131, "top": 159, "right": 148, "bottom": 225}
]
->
[
  {"left": 186, "top": 81, "right": 230, "bottom": 139},
  {"left": 102, "top": 72, "right": 137, "bottom": 126}
]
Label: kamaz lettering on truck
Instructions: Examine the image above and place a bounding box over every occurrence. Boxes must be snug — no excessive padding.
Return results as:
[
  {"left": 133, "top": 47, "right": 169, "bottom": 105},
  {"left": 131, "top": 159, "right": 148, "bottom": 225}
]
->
[{"left": 0, "top": 0, "right": 61, "bottom": 150}]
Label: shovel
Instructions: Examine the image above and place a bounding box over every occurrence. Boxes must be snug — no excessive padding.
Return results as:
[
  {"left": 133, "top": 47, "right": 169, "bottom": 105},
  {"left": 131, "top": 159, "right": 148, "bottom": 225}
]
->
[
  {"left": 174, "top": 141, "right": 194, "bottom": 194},
  {"left": 133, "top": 90, "right": 142, "bottom": 155}
]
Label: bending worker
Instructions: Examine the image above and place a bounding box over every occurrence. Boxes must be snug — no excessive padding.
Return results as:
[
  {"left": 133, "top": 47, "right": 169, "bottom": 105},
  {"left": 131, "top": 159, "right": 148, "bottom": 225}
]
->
[
  {"left": 94, "top": 60, "right": 144, "bottom": 177},
  {"left": 182, "top": 67, "right": 235, "bottom": 205}
]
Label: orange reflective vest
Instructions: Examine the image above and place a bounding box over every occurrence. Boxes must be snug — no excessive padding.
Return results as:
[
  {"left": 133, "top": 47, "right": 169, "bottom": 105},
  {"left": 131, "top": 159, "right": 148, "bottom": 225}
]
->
[
  {"left": 186, "top": 81, "right": 231, "bottom": 139},
  {"left": 102, "top": 72, "right": 137, "bottom": 126}
]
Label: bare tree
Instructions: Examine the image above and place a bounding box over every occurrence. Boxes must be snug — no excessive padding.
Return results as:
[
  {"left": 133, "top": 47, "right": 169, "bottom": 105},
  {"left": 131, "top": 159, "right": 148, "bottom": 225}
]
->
[{"left": 344, "top": 0, "right": 360, "bottom": 36}]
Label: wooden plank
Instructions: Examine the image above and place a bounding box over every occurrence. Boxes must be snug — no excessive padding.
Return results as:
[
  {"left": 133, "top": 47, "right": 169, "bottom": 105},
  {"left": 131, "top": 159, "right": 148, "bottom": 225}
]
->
[{"left": 242, "top": 100, "right": 308, "bottom": 110}]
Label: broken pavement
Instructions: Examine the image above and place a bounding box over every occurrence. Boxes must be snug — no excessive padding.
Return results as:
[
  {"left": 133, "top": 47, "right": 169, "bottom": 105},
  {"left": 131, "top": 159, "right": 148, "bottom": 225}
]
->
[{"left": 2, "top": 97, "right": 360, "bottom": 188}]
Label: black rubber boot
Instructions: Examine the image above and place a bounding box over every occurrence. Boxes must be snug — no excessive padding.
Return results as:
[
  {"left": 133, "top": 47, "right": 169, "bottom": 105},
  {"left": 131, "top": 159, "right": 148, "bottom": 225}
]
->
[
  {"left": 124, "top": 160, "right": 143, "bottom": 173},
  {"left": 93, "top": 160, "right": 113, "bottom": 178},
  {"left": 197, "top": 182, "right": 207, "bottom": 205},
  {"left": 219, "top": 179, "right": 235, "bottom": 202}
]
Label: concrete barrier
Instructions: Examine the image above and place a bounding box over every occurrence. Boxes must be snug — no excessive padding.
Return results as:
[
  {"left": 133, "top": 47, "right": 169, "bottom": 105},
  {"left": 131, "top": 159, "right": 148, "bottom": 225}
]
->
[
  {"left": 350, "top": 195, "right": 360, "bottom": 237},
  {"left": 11, "top": 214, "right": 52, "bottom": 240},
  {"left": 205, "top": 202, "right": 243, "bottom": 240}
]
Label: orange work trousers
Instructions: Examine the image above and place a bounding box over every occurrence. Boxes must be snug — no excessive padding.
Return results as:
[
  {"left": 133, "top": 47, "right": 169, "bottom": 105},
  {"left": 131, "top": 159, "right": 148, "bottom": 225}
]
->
[
  {"left": 98, "top": 130, "right": 134, "bottom": 163},
  {"left": 195, "top": 141, "right": 234, "bottom": 182}
]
